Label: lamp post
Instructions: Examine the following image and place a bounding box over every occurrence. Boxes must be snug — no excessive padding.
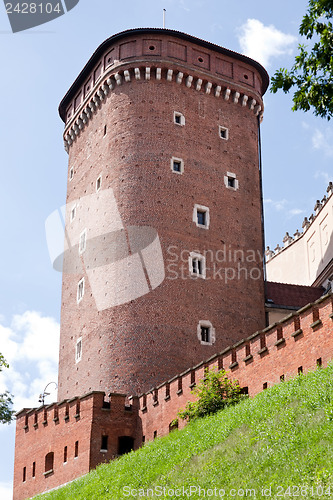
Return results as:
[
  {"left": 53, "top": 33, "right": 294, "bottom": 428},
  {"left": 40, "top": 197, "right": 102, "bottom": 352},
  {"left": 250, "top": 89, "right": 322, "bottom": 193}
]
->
[{"left": 38, "top": 381, "right": 58, "bottom": 406}]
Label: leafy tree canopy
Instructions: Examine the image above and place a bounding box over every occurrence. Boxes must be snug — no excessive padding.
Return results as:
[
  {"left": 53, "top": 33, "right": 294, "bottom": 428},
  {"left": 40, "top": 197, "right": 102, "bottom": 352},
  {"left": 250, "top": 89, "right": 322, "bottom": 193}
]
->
[
  {"left": 0, "top": 354, "right": 14, "bottom": 424},
  {"left": 177, "top": 368, "right": 243, "bottom": 422},
  {"left": 270, "top": 0, "right": 333, "bottom": 120}
]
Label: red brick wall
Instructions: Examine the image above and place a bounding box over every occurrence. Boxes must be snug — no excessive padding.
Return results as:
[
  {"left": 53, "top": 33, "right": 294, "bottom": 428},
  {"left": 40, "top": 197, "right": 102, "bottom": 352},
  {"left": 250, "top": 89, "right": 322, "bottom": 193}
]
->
[
  {"left": 58, "top": 31, "right": 266, "bottom": 401},
  {"left": 13, "top": 393, "right": 138, "bottom": 500},
  {"left": 13, "top": 294, "right": 333, "bottom": 500},
  {"left": 139, "top": 293, "right": 333, "bottom": 440}
]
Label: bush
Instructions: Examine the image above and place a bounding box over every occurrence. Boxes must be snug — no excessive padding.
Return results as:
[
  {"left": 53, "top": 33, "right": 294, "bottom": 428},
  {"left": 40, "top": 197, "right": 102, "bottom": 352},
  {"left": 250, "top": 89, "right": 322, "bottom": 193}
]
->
[{"left": 178, "top": 368, "right": 243, "bottom": 422}]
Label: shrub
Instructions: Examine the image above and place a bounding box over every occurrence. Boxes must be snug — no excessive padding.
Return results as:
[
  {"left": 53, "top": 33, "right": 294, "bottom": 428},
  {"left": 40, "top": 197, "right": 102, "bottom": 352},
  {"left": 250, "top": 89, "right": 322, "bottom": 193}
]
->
[{"left": 178, "top": 368, "right": 243, "bottom": 421}]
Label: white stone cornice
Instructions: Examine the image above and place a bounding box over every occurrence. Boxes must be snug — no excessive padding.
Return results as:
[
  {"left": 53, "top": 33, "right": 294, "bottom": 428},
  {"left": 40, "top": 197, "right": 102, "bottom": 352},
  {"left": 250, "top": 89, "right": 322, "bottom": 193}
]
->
[
  {"left": 176, "top": 72, "right": 183, "bottom": 84},
  {"left": 233, "top": 91, "right": 240, "bottom": 104},
  {"left": 224, "top": 88, "right": 231, "bottom": 100},
  {"left": 196, "top": 79, "right": 202, "bottom": 91},
  {"left": 249, "top": 98, "right": 256, "bottom": 111},
  {"left": 205, "top": 82, "right": 212, "bottom": 94},
  {"left": 186, "top": 75, "right": 193, "bottom": 88},
  {"left": 107, "top": 77, "right": 115, "bottom": 90},
  {"left": 63, "top": 65, "right": 265, "bottom": 152},
  {"left": 241, "top": 95, "right": 248, "bottom": 107},
  {"left": 115, "top": 73, "right": 122, "bottom": 85}
]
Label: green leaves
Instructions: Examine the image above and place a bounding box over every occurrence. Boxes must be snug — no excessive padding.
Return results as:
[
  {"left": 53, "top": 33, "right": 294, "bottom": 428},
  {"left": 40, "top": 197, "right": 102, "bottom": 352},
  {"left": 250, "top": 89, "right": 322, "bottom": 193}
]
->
[
  {"left": 270, "top": 0, "right": 333, "bottom": 120},
  {"left": 178, "top": 368, "right": 243, "bottom": 422},
  {"left": 0, "top": 353, "right": 14, "bottom": 424}
]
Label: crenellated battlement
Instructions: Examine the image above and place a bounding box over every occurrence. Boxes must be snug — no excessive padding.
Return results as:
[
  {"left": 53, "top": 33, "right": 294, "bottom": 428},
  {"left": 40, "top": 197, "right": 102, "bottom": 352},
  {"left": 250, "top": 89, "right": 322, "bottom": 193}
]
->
[
  {"left": 266, "top": 181, "right": 333, "bottom": 262},
  {"left": 138, "top": 292, "right": 333, "bottom": 440}
]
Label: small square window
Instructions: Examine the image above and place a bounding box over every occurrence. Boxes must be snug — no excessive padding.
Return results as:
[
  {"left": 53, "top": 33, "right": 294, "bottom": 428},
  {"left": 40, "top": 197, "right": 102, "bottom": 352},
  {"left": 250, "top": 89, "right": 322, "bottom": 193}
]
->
[
  {"left": 77, "top": 278, "right": 84, "bottom": 303},
  {"left": 193, "top": 205, "right": 210, "bottom": 229},
  {"left": 219, "top": 126, "right": 229, "bottom": 140},
  {"left": 96, "top": 176, "right": 102, "bottom": 192},
  {"left": 197, "top": 211, "right": 206, "bottom": 225},
  {"left": 69, "top": 167, "right": 74, "bottom": 180},
  {"left": 224, "top": 172, "right": 239, "bottom": 191},
  {"left": 189, "top": 252, "right": 206, "bottom": 279},
  {"left": 70, "top": 205, "right": 76, "bottom": 222},
  {"left": 79, "top": 229, "right": 87, "bottom": 255},
  {"left": 201, "top": 326, "right": 210, "bottom": 343},
  {"left": 76, "top": 338, "right": 82, "bottom": 362},
  {"left": 171, "top": 157, "right": 184, "bottom": 175},
  {"left": 174, "top": 111, "right": 185, "bottom": 126},
  {"left": 197, "top": 320, "right": 215, "bottom": 345}
]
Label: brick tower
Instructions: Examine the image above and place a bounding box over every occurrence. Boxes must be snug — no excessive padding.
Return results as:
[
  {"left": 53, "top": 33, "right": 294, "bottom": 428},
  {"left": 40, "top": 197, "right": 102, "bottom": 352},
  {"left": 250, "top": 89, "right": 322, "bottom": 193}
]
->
[
  {"left": 14, "top": 28, "right": 271, "bottom": 500},
  {"left": 57, "top": 28, "right": 268, "bottom": 400}
]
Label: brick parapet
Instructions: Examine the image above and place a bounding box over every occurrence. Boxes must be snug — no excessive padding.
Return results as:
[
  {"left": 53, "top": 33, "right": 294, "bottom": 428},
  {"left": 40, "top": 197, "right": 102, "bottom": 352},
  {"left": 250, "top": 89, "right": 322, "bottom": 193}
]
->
[
  {"left": 13, "top": 392, "right": 138, "bottom": 500},
  {"left": 139, "top": 293, "right": 333, "bottom": 440}
]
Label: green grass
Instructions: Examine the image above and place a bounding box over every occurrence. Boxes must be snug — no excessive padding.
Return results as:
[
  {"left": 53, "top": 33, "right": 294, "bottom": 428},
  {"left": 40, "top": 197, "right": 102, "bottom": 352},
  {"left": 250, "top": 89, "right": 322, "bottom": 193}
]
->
[{"left": 36, "top": 364, "right": 333, "bottom": 499}]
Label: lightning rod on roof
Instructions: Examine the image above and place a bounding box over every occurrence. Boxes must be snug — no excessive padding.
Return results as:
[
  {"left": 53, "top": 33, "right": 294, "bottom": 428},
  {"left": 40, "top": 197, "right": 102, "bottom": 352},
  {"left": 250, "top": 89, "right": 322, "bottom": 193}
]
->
[{"left": 163, "top": 8, "right": 166, "bottom": 29}]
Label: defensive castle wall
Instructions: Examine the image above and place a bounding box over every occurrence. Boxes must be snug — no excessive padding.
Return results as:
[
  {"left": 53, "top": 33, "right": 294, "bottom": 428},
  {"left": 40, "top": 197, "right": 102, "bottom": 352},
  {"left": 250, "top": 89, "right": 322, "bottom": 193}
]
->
[{"left": 139, "top": 292, "right": 333, "bottom": 440}]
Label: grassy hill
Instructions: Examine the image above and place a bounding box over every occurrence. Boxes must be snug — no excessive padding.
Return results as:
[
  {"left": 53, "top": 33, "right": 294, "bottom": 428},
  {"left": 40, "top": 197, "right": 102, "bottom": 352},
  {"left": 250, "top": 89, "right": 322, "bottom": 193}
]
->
[{"left": 36, "top": 364, "right": 333, "bottom": 499}]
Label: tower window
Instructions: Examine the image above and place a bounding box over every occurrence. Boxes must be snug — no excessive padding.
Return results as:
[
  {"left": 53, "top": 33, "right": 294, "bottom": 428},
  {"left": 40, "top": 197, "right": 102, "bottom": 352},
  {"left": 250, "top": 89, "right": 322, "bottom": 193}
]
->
[
  {"left": 74, "top": 441, "right": 79, "bottom": 458},
  {"left": 96, "top": 176, "right": 102, "bottom": 192},
  {"left": 173, "top": 111, "right": 185, "bottom": 126},
  {"left": 77, "top": 278, "right": 84, "bottom": 303},
  {"left": 103, "top": 125, "right": 107, "bottom": 136},
  {"left": 70, "top": 205, "right": 76, "bottom": 222},
  {"left": 23, "top": 467, "right": 26, "bottom": 483},
  {"left": 64, "top": 446, "right": 68, "bottom": 463},
  {"left": 224, "top": 172, "right": 239, "bottom": 191},
  {"left": 77, "top": 279, "right": 84, "bottom": 302},
  {"left": 197, "top": 320, "right": 215, "bottom": 345},
  {"left": 189, "top": 252, "right": 206, "bottom": 278},
  {"left": 101, "top": 435, "right": 108, "bottom": 452},
  {"left": 201, "top": 326, "right": 210, "bottom": 343},
  {"left": 69, "top": 167, "right": 74, "bottom": 180},
  {"left": 76, "top": 338, "right": 82, "bottom": 363},
  {"left": 45, "top": 452, "right": 54, "bottom": 473},
  {"left": 193, "top": 204, "right": 210, "bottom": 229},
  {"left": 32, "top": 461, "right": 36, "bottom": 478},
  {"left": 79, "top": 229, "right": 87, "bottom": 255},
  {"left": 171, "top": 157, "right": 184, "bottom": 174},
  {"left": 219, "top": 126, "right": 229, "bottom": 140}
]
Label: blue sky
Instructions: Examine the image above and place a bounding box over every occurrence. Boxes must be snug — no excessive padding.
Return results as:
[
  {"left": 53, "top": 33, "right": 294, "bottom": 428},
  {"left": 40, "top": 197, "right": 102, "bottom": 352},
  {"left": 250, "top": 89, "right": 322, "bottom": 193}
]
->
[{"left": 0, "top": 1, "right": 332, "bottom": 498}]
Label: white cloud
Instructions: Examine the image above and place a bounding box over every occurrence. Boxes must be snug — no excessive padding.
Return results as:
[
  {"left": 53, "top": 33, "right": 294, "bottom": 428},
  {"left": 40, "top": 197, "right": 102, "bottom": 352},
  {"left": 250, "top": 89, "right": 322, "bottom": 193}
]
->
[
  {"left": 238, "top": 19, "right": 297, "bottom": 67},
  {"left": 0, "top": 482, "right": 13, "bottom": 500},
  {"left": 312, "top": 128, "right": 333, "bottom": 157},
  {"left": 0, "top": 311, "right": 60, "bottom": 413},
  {"left": 264, "top": 198, "right": 288, "bottom": 211},
  {"left": 288, "top": 208, "right": 305, "bottom": 218},
  {"left": 264, "top": 199, "right": 304, "bottom": 219}
]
